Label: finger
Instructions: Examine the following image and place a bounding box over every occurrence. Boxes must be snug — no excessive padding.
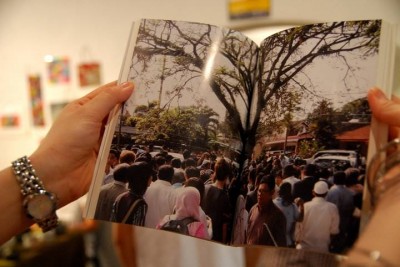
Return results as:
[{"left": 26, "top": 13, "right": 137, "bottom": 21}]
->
[
  {"left": 83, "top": 82, "right": 134, "bottom": 122},
  {"left": 368, "top": 87, "right": 400, "bottom": 126},
  {"left": 77, "top": 81, "right": 118, "bottom": 106}
]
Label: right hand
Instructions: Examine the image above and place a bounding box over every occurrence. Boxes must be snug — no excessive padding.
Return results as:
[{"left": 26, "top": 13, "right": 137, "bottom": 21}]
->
[
  {"left": 367, "top": 87, "right": 400, "bottom": 208},
  {"left": 368, "top": 87, "right": 400, "bottom": 138}
]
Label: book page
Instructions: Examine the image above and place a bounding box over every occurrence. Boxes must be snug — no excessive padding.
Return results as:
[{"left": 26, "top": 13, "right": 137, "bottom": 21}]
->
[
  {"left": 247, "top": 20, "right": 388, "bottom": 250},
  {"left": 85, "top": 18, "right": 261, "bottom": 246},
  {"left": 85, "top": 18, "right": 395, "bottom": 257}
]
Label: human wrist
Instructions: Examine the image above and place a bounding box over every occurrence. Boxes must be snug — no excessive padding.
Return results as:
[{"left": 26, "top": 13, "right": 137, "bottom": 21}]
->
[
  {"left": 28, "top": 150, "right": 71, "bottom": 208},
  {"left": 0, "top": 167, "right": 34, "bottom": 243}
]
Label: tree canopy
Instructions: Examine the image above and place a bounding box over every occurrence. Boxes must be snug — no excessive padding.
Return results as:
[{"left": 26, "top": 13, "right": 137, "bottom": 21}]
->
[{"left": 126, "top": 19, "right": 381, "bottom": 159}]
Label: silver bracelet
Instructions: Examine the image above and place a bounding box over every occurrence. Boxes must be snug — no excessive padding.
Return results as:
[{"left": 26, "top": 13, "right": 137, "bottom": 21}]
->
[{"left": 12, "top": 156, "right": 59, "bottom": 232}]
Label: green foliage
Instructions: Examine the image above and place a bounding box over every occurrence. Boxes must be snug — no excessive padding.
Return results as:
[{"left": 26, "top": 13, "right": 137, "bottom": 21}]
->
[
  {"left": 125, "top": 116, "right": 138, "bottom": 127},
  {"left": 307, "top": 100, "right": 339, "bottom": 149},
  {"left": 134, "top": 105, "right": 149, "bottom": 113},
  {"left": 297, "top": 139, "right": 322, "bottom": 158},
  {"left": 339, "top": 97, "right": 371, "bottom": 122},
  {"left": 257, "top": 87, "right": 303, "bottom": 138},
  {"left": 130, "top": 104, "right": 219, "bottom": 148}
]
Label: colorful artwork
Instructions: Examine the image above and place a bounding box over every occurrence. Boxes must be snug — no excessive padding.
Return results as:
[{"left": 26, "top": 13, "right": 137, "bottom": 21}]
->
[
  {"left": 0, "top": 115, "right": 20, "bottom": 127},
  {"left": 28, "top": 75, "right": 45, "bottom": 126},
  {"left": 78, "top": 62, "right": 101, "bottom": 87},
  {"left": 47, "top": 57, "right": 70, "bottom": 84}
]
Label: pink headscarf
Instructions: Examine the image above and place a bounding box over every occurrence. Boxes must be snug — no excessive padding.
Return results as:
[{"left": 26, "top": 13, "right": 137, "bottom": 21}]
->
[{"left": 174, "top": 187, "right": 201, "bottom": 221}]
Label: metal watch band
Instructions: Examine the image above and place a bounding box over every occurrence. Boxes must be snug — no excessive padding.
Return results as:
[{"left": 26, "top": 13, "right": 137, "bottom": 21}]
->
[
  {"left": 12, "top": 156, "right": 46, "bottom": 196},
  {"left": 37, "top": 213, "right": 59, "bottom": 232},
  {"left": 11, "top": 156, "right": 59, "bottom": 232}
]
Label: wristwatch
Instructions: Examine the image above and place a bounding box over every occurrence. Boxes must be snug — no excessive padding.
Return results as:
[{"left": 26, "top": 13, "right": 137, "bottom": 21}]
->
[{"left": 11, "top": 156, "right": 59, "bottom": 232}]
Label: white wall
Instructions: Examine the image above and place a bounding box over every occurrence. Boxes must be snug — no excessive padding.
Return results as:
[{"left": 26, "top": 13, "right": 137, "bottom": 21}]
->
[{"left": 0, "top": 0, "right": 399, "bottom": 167}]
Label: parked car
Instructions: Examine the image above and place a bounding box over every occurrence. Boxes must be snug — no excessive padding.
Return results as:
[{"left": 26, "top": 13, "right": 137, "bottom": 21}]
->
[
  {"left": 313, "top": 155, "right": 353, "bottom": 171},
  {"left": 306, "top": 149, "right": 363, "bottom": 167}
]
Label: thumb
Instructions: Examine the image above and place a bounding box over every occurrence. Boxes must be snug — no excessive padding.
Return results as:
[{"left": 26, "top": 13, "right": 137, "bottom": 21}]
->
[{"left": 368, "top": 87, "right": 400, "bottom": 127}]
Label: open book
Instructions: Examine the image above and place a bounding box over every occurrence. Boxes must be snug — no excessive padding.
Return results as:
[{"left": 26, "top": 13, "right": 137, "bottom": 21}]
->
[{"left": 84, "top": 18, "right": 396, "bottom": 249}]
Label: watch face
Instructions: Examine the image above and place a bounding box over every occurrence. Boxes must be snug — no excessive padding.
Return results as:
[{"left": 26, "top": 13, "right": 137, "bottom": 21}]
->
[{"left": 24, "top": 193, "right": 56, "bottom": 220}]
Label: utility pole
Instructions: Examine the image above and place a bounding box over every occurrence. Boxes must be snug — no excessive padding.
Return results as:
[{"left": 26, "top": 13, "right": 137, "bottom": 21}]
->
[{"left": 158, "top": 55, "right": 166, "bottom": 108}]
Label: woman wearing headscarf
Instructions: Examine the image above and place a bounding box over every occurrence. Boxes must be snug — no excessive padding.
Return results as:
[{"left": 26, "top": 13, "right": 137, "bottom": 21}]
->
[{"left": 157, "top": 187, "right": 210, "bottom": 240}]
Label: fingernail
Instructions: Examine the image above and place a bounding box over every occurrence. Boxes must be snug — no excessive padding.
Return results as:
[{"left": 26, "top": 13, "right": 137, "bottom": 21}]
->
[
  {"left": 368, "top": 87, "right": 387, "bottom": 101},
  {"left": 120, "top": 81, "right": 133, "bottom": 89},
  {"left": 369, "top": 87, "right": 387, "bottom": 100},
  {"left": 118, "top": 82, "right": 134, "bottom": 94}
]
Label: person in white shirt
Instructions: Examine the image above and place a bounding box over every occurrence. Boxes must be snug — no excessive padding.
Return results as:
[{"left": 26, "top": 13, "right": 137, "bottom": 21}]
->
[
  {"left": 296, "top": 181, "right": 339, "bottom": 252},
  {"left": 144, "top": 164, "right": 177, "bottom": 228},
  {"left": 281, "top": 164, "right": 300, "bottom": 191}
]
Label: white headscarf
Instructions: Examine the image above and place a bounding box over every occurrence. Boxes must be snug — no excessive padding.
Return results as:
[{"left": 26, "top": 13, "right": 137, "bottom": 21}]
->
[{"left": 174, "top": 187, "right": 201, "bottom": 221}]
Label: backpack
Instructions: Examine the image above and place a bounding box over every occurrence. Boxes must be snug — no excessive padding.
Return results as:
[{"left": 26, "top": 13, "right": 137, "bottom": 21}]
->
[{"left": 160, "top": 216, "right": 197, "bottom": 235}]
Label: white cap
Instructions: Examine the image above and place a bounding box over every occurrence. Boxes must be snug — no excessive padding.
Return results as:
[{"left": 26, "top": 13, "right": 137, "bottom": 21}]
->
[{"left": 313, "top": 181, "right": 329, "bottom": 195}]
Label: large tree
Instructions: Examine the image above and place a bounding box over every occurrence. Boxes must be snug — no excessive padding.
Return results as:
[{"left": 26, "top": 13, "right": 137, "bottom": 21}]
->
[
  {"left": 256, "top": 86, "right": 303, "bottom": 139},
  {"left": 128, "top": 19, "right": 381, "bottom": 162},
  {"left": 251, "top": 21, "right": 380, "bottom": 149}
]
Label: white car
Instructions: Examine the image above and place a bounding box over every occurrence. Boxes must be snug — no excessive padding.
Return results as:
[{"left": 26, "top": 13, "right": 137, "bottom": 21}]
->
[
  {"left": 313, "top": 155, "right": 353, "bottom": 170},
  {"left": 307, "top": 149, "right": 362, "bottom": 167}
]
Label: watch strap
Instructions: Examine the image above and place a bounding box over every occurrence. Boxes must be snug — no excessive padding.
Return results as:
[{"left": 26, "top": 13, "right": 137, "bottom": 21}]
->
[
  {"left": 37, "top": 213, "right": 59, "bottom": 232},
  {"left": 12, "top": 156, "right": 46, "bottom": 196},
  {"left": 12, "top": 156, "right": 59, "bottom": 232}
]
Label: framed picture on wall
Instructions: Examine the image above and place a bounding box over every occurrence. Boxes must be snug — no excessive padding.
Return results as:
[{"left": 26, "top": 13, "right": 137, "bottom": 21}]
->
[
  {"left": 47, "top": 56, "right": 70, "bottom": 84},
  {"left": 78, "top": 62, "right": 101, "bottom": 87},
  {"left": 0, "top": 114, "right": 20, "bottom": 128},
  {"left": 0, "top": 103, "right": 25, "bottom": 135},
  {"left": 28, "top": 74, "right": 46, "bottom": 127}
]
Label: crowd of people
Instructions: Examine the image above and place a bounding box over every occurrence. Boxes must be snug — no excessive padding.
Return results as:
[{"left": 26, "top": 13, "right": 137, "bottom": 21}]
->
[
  {"left": 94, "top": 142, "right": 365, "bottom": 254},
  {"left": 95, "top": 148, "right": 229, "bottom": 242}
]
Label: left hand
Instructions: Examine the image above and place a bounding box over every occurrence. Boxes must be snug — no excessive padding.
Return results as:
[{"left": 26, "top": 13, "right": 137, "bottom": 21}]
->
[{"left": 30, "top": 81, "right": 134, "bottom": 207}]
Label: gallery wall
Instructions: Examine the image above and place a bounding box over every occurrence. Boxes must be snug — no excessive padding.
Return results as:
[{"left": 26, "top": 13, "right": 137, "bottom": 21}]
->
[{"left": 0, "top": 0, "right": 399, "bottom": 168}]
